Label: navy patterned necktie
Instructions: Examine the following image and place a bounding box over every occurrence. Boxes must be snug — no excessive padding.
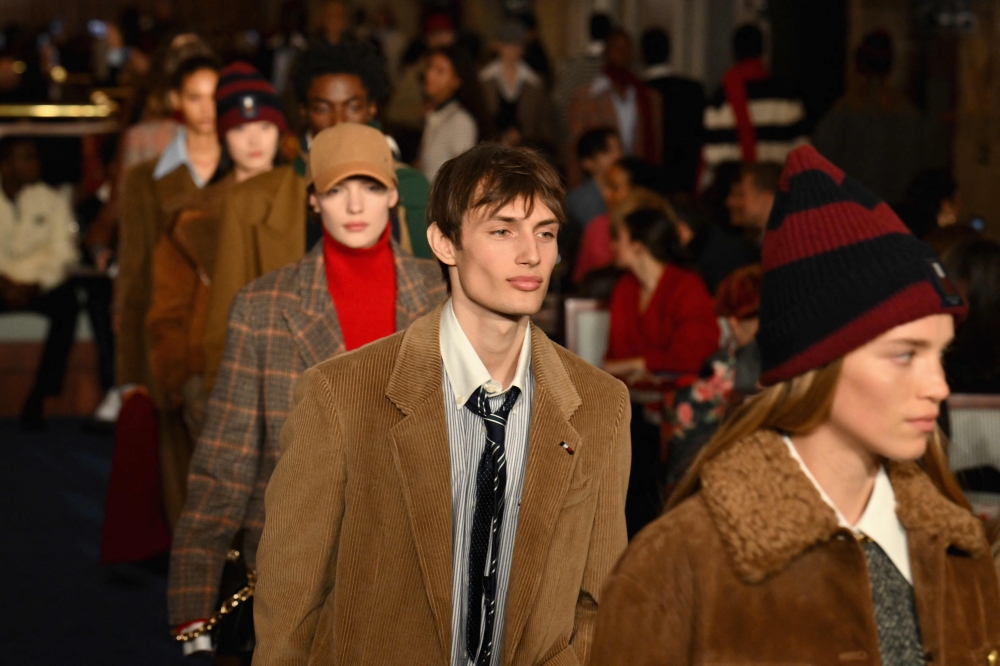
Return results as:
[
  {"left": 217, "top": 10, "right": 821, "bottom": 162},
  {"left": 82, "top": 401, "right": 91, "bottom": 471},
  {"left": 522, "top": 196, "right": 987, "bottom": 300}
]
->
[{"left": 464, "top": 385, "right": 521, "bottom": 666}]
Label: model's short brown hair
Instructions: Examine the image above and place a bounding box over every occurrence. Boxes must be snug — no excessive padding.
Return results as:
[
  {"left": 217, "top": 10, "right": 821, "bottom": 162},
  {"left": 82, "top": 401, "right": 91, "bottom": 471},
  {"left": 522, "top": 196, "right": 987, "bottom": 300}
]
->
[{"left": 428, "top": 143, "right": 566, "bottom": 284}]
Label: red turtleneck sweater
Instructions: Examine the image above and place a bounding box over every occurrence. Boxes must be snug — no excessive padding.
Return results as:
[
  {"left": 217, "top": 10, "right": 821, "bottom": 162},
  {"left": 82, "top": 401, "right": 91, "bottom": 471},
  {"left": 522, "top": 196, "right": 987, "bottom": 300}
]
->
[{"left": 322, "top": 224, "right": 397, "bottom": 351}]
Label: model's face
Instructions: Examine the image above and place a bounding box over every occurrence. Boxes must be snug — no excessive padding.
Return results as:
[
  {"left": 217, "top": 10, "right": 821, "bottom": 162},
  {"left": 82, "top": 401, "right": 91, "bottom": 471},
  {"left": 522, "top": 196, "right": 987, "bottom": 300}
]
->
[
  {"left": 306, "top": 74, "right": 375, "bottom": 136},
  {"left": 584, "top": 136, "right": 622, "bottom": 181},
  {"left": 225, "top": 120, "right": 280, "bottom": 175},
  {"left": 0, "top": 141, "right": 41, "bottom": 187},
  {"left": 611, "top": 225, "right": 642, "bottom": 271},
  {"left": 321, "top": 1, "right": 349, "bottom": 42},
  {"left": 430, "top": 196, "right": 559, "bottom": 318},
  {"left": 601, "top": 163, "right": 632, "bottom": 211},
  {"left": 727, "top": 174, "right": 774, "bottom": 231},
  {"left": 495, "top": 41, "right": 523, "bottom": 64},
  {"left": 424, "top": 53, "right": 460, "bottom": 103},
  {"left": 606, "top": 33, "right": 631, "bottom": 70},
  {"left": 827, "top": 314, "right": 953, "bottom": 462},
  {"left": 172, "top": 68, "right": 218, "bottom": 136},
  {"left": 311, "top": 177, "right": 398, "bottom": 249}
]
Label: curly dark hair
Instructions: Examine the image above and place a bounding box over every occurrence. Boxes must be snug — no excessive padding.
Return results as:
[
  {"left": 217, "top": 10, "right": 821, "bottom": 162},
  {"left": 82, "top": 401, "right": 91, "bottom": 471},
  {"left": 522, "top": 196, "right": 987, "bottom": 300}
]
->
[{"left": 291, "top": 38, "right": 390, "bottom": 106}]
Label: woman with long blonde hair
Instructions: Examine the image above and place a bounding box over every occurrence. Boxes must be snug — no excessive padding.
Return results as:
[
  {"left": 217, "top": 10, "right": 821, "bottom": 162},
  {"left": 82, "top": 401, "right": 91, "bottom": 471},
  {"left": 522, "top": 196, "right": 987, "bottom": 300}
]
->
[{"left": 591, "top": 146, "right": 1000, "bottom": 665}]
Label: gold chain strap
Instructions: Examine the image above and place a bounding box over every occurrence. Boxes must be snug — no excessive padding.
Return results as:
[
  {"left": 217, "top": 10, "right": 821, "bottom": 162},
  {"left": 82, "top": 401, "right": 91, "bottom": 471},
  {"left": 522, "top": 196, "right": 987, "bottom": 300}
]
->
[{"left": 174, "top": 552, "right": 256, "bottom": 643}]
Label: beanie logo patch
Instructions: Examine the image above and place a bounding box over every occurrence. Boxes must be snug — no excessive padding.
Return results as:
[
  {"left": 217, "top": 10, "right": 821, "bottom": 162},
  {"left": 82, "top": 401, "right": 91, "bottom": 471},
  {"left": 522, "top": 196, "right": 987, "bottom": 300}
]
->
[
  {"left": 241, "top": 95, "right": 258, "bottom": 120},
  {"left": 925, "top": 259, "right": 963, "bottom": 308}
]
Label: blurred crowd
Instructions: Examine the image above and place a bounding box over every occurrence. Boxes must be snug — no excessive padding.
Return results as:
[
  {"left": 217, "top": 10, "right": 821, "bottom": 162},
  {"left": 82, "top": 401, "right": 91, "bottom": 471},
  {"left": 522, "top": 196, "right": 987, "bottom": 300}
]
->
[{"left": 2, "top": 1, "right": 999, "bottom": 660}]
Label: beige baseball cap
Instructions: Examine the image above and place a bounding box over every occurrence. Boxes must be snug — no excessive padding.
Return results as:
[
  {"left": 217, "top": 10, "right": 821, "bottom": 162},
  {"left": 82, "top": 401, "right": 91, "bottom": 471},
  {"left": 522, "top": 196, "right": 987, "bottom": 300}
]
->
[{"left": 308, "top": 123, "right": 397, "bottom": 193}]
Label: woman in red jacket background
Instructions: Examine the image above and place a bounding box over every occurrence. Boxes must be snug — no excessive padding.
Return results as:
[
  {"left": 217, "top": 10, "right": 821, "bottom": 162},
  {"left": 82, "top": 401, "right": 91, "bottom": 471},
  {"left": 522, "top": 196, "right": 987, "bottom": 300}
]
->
[{"left": 604, "top": 207, "right": 719, "bottom": 380}]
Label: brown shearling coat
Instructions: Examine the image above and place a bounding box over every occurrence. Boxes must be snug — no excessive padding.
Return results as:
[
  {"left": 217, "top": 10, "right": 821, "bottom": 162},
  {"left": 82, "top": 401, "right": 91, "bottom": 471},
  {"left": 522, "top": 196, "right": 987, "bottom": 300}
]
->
[
  {"left": 253, "top": 303, "right": 632, "bottom": 665},
  {"left": 591, "top": 430, "right": 1000, "bottom": 666}
]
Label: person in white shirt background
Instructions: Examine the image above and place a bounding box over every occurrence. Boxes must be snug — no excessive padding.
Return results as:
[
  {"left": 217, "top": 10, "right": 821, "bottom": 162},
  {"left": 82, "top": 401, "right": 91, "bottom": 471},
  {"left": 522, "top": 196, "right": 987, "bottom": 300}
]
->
[{"left": 417, "top": 44, "right": 482, "bottom": 183}]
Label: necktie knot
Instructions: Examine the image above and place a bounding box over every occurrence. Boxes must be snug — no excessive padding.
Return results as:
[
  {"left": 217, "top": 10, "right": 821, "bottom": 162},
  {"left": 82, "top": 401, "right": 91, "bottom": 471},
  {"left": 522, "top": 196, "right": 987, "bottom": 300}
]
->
[{"left": 465, "top": 385, "right": 521, "bottom": 421}]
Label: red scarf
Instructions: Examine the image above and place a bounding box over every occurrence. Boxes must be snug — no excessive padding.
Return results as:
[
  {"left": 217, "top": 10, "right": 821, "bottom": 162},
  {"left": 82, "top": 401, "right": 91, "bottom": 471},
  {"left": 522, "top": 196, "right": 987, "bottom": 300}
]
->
[
  {"left": 722, "top": 58, "right": 768, "bottom": 163},
  {"left": 322, "top": 223, "right": 397, "bottom": 351},
  {"left": 604, "top": 65, "right": 660, "bottom": 163}
]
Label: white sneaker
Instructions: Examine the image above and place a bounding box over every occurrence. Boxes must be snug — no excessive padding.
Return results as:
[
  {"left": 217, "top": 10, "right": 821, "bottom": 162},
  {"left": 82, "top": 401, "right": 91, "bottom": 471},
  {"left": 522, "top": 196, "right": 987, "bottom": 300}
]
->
[{"left": 93, "top": 387, "right": 123, "bottom": 423}]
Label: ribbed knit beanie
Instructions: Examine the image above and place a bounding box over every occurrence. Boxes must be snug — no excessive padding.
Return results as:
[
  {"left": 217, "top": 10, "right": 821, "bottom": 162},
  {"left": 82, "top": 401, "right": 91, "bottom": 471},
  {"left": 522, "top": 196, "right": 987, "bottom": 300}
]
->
[
  {"left": 216, "top": 61, "right": 287, "bottom": 137},
  {"left": 757, "top": 145, "right": 965, "bottom": 386}
]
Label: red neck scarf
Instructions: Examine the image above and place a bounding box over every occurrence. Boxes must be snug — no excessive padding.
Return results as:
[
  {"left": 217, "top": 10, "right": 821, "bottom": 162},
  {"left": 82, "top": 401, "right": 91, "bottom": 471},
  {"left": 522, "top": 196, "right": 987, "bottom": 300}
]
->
[
  {"left": 322, "top": 223, "right": 397, "bottom": 351},
  {"left": 722, "top": 57, "right": 768, "bottom": 163},
  {"left": 603, "top": 65, "right": 659, "bottom": 163}
]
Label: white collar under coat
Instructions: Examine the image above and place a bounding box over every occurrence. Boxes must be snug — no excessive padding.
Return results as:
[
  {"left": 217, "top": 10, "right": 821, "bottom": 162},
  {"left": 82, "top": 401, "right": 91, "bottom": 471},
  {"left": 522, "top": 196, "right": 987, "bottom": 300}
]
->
[
  {"left": 782, "top": 435, "right": 913, "bottom": 584},
  {"left": 439, "top": 297, "right": 531, "bottom": 408}
]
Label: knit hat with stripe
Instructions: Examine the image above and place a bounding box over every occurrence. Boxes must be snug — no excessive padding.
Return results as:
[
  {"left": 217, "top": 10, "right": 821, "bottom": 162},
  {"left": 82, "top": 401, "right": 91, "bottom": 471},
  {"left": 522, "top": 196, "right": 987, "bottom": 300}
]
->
[
  {"left": 757, "top": 145, "right": 966, "bottom": 386},
  {"left": 216, "top": 61, "right": 287, "bottom": 136}
]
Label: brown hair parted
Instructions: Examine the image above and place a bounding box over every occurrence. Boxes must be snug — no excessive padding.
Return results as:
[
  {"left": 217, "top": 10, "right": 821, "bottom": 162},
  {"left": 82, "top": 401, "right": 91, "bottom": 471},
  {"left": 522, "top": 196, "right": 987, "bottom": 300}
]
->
[
  {"left": 667, "top": 358, "right": 969, "bottom": 512},
  {"left": 427, "top": 143, "right": 567, "bottom": 284}
]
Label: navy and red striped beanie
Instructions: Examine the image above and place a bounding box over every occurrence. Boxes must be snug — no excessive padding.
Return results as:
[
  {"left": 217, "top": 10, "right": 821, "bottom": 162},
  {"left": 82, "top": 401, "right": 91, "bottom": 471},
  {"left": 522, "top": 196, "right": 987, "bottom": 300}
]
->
[
  {"left": 757, "top": 145, "right": 966, "bottom": 386},
  {"left": 216, "top": 61, "right": 287, "bottom": 137}
]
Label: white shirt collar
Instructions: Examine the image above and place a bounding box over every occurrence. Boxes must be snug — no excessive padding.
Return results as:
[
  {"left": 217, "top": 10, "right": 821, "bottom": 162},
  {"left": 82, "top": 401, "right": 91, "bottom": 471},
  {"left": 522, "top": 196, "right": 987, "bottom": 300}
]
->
[
  {"left": 478, "top": 59, "right": 541, "bottom": 102},
  {"left": 643, "top": 63, "right": 673, "bottom": 80},
  {"left": 153, "top": 127, "right": 206, "bottom": 187},
  {"left": 439, "top": 298, "right": 531, "bottom": 408},
  {"left": 782, "top": 435, "right": 912, "bottom": 584}
]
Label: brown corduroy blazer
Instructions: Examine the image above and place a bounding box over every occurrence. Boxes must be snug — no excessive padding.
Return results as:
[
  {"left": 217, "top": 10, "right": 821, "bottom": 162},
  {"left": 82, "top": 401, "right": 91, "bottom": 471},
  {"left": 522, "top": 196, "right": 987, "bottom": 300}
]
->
[
  {"left": 167, "top": 242, "right": 445, "bottom": 626},
  {"left": 253, "top": 302, "right": 632, "bottom": 665},
  {"left": 591, "top": 430, "right": 1000, "bottom": 665},
  {"left": 116, "top": 159, "right": 200, "bottom": 392}
]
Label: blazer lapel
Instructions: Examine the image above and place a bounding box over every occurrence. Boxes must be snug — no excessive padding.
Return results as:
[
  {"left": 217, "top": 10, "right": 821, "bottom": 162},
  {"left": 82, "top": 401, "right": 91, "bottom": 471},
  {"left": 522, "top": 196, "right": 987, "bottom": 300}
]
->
[
  {"left": 502, "top": 326, "right": 583, "bottom": 662},
  {"left": 282, "top": 246, "right": 345, "bottom": 367},
  {"left": 392, "top": 243, "right": 429, "bottom": 329},
  {"left": 256, "top": 166, "right": 307, "bottom": 275},
  {"left": 385, "top": 303, "right": 454, "bottom": 659}
]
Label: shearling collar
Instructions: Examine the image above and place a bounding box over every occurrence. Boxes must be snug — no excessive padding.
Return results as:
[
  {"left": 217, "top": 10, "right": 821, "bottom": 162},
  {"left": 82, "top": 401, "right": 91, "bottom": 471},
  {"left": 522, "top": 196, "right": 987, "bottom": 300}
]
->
[{"left": 700, "top": 430, "right": 987, "bottom": 584}]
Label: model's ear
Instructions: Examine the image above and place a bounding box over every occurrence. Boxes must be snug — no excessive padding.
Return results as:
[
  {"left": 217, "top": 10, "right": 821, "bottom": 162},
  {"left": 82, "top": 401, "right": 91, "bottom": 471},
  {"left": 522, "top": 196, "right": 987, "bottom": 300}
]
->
[
  {"left": 427, "top": 222, "right": 457, "bottom": 267},
  {"left": 168, "top": 89, "right": 181, "bottom": 112},
  {"left": 309, "top": 192, "right": 320, "bottom": 213},
  {"left": 387, "top": 187, "right": 399, "bottom": 209}
]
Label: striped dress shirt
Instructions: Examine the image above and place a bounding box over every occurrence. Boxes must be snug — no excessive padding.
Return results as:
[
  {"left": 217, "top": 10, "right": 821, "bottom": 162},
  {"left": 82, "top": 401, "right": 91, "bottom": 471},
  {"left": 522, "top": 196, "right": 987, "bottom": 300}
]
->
[{"left": 439, "top": 299, "right": 534, "bottom": 666}]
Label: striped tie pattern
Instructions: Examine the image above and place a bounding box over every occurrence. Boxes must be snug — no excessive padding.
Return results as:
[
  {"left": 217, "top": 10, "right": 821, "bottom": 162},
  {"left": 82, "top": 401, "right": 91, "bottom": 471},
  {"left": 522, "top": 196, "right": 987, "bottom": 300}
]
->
[{"left": 464, "top": 385, "right": 521, "bottom": 666}]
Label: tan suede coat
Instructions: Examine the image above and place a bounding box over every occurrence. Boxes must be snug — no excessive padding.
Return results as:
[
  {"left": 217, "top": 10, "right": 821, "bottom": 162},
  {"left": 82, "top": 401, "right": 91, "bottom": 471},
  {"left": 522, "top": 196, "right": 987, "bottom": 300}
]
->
[
  {"left": 591, "top": 430, "right": 1000, "bottom": 666},
  {"left": 253, "top": 303, "right": 632, "bottom": 665}
]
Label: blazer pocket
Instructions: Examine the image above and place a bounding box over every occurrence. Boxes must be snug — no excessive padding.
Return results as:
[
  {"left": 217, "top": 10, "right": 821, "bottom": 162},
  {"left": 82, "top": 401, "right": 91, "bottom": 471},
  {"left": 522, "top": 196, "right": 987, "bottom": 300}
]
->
[{"left": 561, "top": 478, "right": 593, "bottom": 509}]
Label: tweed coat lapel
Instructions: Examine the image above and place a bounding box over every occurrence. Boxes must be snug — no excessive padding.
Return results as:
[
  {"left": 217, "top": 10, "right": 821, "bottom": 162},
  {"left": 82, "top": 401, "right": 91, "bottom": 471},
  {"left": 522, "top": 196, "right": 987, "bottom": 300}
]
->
[
  {"left": 283, "top": 245, "right": 345, "bottom": 368},
  {"left": 284, "top": 240, "right": 433, "bottom": 368},
  {"left": 502, "top": 324, "right": 582, "bottom": 663},
  {"left": 254, "top": 165, "right": 308, "bottom": 276},
  {"left": 384, "top": 302, "right": 453, "bottom": 659}
]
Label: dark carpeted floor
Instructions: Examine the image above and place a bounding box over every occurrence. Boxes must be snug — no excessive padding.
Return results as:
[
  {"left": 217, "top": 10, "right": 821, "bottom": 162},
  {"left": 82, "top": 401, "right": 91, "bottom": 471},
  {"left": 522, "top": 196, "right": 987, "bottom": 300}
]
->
[{"left": 0, "top": 418, "right": 185, "bottom": 665}]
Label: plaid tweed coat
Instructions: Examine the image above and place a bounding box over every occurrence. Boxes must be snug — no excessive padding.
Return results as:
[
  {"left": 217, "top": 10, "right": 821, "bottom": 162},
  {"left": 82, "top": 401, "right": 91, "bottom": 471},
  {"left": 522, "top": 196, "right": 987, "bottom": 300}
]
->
[{"left": 167, "top": 241, "right": 446, "bottom": 625}]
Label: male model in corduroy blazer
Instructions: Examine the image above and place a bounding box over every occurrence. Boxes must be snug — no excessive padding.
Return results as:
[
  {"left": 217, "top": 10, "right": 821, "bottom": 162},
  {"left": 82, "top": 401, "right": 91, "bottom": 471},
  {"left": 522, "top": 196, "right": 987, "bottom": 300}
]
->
[{"left": 254, "top": 144, "right": 632, "bottom": 666}]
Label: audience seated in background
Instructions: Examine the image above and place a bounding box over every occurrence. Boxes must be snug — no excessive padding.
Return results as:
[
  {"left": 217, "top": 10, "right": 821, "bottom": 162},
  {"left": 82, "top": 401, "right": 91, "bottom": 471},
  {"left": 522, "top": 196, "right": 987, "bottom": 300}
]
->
[
  {"left": 0, "top": 137, "right": 79, "bottom": 430},
  {"left": 725, "top": 161, "right": 781, "bottom": 245},
  {"left": 702, "top": 24, "right": 807, "bottom": 180},
  {"left": 562, "top": 127, "right": 621, "bottom": 283},
  {"left": 603, "top": 207, "right": 719, "bottom": 380},
  {"left": 478, "top": 19, "right": 553, "bottom": 151},
  {"left": 670, "top": 194, "right": 759, "bottom": 294},
  {"left": 943, "top": 237, "right": 1000, "bottom": 394},
  {"left": 574, "top": 156, "right": 660, "bottom": 284},
  {"left": 567, "top": 28, "right": 662, "bottom": 187},
  {"left": 418, "top": 45, "right": 480, "bottom": 182},
  {"left": 661, "top": 264, "right": 762, "bottom": 489},
  {"left": 553, "top": 12, "right": 612, "bottom": 152},
  {"left": 641, "top": 27, "right": 705, "bottom": 194},
  {"left": 814, "top": 30, "right": 946, "bottom": 205}
]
